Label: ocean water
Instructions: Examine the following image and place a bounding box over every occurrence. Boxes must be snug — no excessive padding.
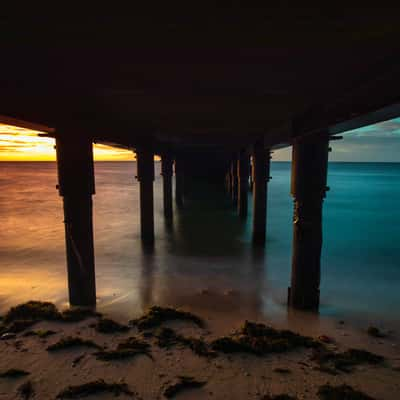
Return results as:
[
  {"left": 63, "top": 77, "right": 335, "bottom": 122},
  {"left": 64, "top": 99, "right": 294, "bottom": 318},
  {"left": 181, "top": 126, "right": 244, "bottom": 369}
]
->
[{"left": 0, "top": 161, "right": 399, "bottom": 329}]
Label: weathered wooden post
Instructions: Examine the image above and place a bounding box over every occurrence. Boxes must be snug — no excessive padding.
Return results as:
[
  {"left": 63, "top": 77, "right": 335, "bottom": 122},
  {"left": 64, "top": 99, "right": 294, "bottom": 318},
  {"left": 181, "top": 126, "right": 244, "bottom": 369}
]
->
[
  {"left": 175, "top": 156, "right": 185, "bottom": 208},
  {"left": 288, "top": 131, "right": 330, "bottom": 310},
  {"left": 237, "top": 150, "right": 249, "bottom": 217},
  {"left": 161, "top": 153, "right": 173, "bottom": 223},
  {"left": 252, "top": 145, "right": 271, "bottom": 245},
  {"left": 136, "top": 148, "right": 155, "bottom": 245},
  {"left": 56, "top": 134, "right": 96, "bottom": 306}
]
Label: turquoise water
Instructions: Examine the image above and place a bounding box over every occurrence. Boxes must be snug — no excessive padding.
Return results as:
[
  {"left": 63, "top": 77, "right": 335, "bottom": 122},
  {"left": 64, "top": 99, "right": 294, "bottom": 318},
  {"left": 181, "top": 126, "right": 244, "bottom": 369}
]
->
[{"left": 0, "top": 161, "right": 399, "bottom": 327}]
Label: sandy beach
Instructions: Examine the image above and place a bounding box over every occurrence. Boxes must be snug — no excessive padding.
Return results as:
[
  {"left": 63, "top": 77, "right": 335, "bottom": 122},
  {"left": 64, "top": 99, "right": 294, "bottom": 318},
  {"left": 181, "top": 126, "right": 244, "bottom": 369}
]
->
[{"left": 1, "top": 302, "right": 399, "bottom": 400}]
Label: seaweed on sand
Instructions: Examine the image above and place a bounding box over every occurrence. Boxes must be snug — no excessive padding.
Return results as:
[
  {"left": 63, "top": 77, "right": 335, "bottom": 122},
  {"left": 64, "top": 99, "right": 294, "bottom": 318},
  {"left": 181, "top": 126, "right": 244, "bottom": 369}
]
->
[
  {"left": 164, "top": 376, "right": 206, "bottom": 398},
  {"left": 95, "top": 348, "right": 152, "bottom": 361},
  {"left": 311, "top": 347, "right": 384, "bottom": 373},
  {"left": 367, "top": 326, "right": 386, "bottom": 338},
  {"left": 92, "top": 318, "right": 130, "bottom": 334},
  {"left": 211, "top": 321, "right": 319, "bottom": 356},
  {"left": 56, "top": 379, "right": 133, "bottom": 398},
  {"left": 0, "top": 369, "right": 30, "bottom": 378},
  {"left": 155, "top": 327, "right": 216, "bottom": 358},
  {"left": 318, "top": 384, "right": 376, "bottom": 400},
  {"left": 117, "top": 336, "right": 151, "bottom": 352},
  {"left": 60, "top": 307, "right": 101, "bottom": 322},
  {"left": 129, "top": 306, "right": 204, "bottom": 330},
  {"left": 47, "top": 336, "right": 102, "bottom": 351},
  {"left": 17, "top": 380, "right": 34, "bottom": 400},
  {"left": 95, "top": 336, "right": 152, "bottom": 361},
  {"left": 1, "top": 320, "right": 37, "bottom": 334},
  {"left": 4, "top": 301, "right": 60, "bottom": 324},
  {"left": 261, "top": 395, "right": 297, "bottom": 400},
  {"left": 23, "top": 329, "right": 56, "bottom": 338}
]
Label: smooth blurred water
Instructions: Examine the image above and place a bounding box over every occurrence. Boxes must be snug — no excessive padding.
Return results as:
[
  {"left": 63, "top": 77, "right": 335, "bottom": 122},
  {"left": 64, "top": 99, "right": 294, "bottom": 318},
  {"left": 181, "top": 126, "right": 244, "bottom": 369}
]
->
[{"left": 0, "top": 161, "right": 399, "bottom": 327}]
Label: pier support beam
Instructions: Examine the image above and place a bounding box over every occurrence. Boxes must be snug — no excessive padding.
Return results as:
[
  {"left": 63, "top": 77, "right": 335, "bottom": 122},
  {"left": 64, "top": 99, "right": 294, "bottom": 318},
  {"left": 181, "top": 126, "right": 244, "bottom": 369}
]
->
[
  {"left": 231, "top": 160, "right": 238, "bottom": 204},
  {"left": 252, "top": 146, "right": 271, "bottom": 245},
  {"left": 161, "top": 153, "right": 173, "bottom": 224},
  {"left": 56, "top": 135, "right": 96, "bottom": 306},
  {"left": 137, "top": 149, "right": 155, "bottom": 245},
  {"left": 249, "top": 157, "right": 254, "bottom": 192},
  {"left": 237, "top": 151, "right": 249, "bottom": 217},
  {"left": 175, "top": 157, "right": 185, "bottom": 208},
  {"left": 288, "top": 132, "right": 330, "bottom": 310}
]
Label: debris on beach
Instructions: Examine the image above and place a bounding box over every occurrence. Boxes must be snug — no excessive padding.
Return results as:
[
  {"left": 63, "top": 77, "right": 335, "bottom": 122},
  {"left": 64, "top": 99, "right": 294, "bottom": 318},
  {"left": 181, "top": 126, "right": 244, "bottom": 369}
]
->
[
  {"left": 0, "top": 332, "right": 17, "bottom": 340},
  {"left": 0, "top": 302, "right": 101, "bottom": 336},
  {"left": 273, "top": 368, "right": 292, "bottom": 374},
  {"left": 129, "top": 306, "right": 204, "bottom": 330},
  {"left": 17, "top": 380, "right": 34, "bottom": 400},
  {"left": 117, "top": 336, "right": 151, "bottom": 352},
  {"left": 23, "top": 329, "right": 56, "bottom": 338},
  {"left": 317, "top": 384, "right": 376, "bottom": 400},
  {"left": 95, "top": 348, "right": 152, "bottom": 361},
  {"left": 72, "top": 354, "right": 86, "bottom": 367},
  {"left": 47, "top": 336, "right": 102, "bottom": 351},
  {"left": 260, "top": 395, "right": 298, "bottom": 400},
  {"left": 0, "top": 368, "right": 30, "bottom": 378},
  {"left": 154, "top": 327, "right": 216, "bottom": 357},
  {"left": 367, "top": 326, "right": 386, "bottom": 338},
  {"left": 318, "top": 335, "right": 334, "bottom": 344},
  {"left": 60, "top": 307, "right": 101, "bottom": 322},
  {"left": 164, "top": 376, "right": 206, "bottom": 398},
  {"left": 92, "top": 318, "right": 130, "bottom": 334},
  {"left": 95, "top": 337, "right": 152, "bottom": 360},
  {"left": 4, "top": 301, "right": 60, "bottom": 323},
  {"left": 312, "top": 347, "right": 384, "bottom": 373},
  {"left": 211, "top": 321, "right": 319, "bottom": 355},
  {"left": 1, "top": 320, "right": 36, "bottom": 335},
  {"left": 56, "top": 379, "right": 134, "bottom": 398}
]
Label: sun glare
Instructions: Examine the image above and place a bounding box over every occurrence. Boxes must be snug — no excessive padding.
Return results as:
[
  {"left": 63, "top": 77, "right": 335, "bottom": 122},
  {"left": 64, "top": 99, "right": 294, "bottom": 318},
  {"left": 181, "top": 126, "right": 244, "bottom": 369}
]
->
[{"left": 0, "top": 123, "right": 133, "bottom": 161}]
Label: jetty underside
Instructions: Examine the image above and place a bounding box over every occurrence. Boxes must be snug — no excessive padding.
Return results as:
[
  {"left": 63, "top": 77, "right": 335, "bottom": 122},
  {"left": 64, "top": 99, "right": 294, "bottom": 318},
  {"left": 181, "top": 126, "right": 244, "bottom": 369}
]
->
[{"left": 1, "top": 6, "right": 400, "bottom": 309}]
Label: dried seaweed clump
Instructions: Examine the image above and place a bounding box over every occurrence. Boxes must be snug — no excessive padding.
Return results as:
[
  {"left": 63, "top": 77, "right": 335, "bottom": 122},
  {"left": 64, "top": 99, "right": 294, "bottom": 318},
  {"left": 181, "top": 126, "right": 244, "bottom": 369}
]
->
[
  {"left": 129, "top": 306, "right": 204, "bottom": 330},
  {"left": 312, "top": 347, "right": 384, "bottom": 373},
  {"left": 60, "top": 307, "right": 101, "bottom": 322},
  {"left": 367, "top": 326, "right": 386, "bottom": 338},
  {"left": 318, "top": 384, "right": 376, "bottom": 400},
  {"left": 23, "top": 329, "right": 56, "bottom": 338},
  {"left": 95, "top": 336, "right": 152, "bottom": 361},
  {"left": 1, "top": 319, "right": 37, "bottom": 334},
  {"left": 56, "top": 379, "right": 133, "bottom": 398},
  {"left": 4, "top": 301, "right": 60, "bottom": 324},
  {"left": 211, "top": 321, "right": 318, "bottom": 356},
  {"left": 17, "top": 380, "right": 34, "bottom": 400},
  {"left": 47, "top": 336, "right": 102, "bottom": 351},
  {"left": 261, "top": 395, "right": 298, "bottom": 400},
  {"left": 0, "top": 369, "right": 30, "bottom": 378},
  {"left": 155, "top": 327, "right": 216, "bottom": 358},
  {"left": 93, "top": 318, "right": 130, "bottom": 334},
  {"left": 164, "top": 376, "right": 206, "bottom": 398},
  {"left": 117, "top": 336, "right": 151, "bottom": 352}
]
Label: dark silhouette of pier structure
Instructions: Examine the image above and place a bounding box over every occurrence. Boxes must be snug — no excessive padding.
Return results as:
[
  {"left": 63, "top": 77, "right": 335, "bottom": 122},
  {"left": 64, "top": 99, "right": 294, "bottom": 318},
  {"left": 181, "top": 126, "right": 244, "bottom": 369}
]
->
[{"left": 1, "top": 7, "right": 400, "bottom": 310}]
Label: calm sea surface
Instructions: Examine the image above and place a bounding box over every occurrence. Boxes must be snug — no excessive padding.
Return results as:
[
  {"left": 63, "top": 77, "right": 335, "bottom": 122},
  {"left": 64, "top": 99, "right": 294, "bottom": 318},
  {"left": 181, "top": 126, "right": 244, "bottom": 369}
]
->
[{"left": 1, "top": 161, "right": 399, "bottom": 328}]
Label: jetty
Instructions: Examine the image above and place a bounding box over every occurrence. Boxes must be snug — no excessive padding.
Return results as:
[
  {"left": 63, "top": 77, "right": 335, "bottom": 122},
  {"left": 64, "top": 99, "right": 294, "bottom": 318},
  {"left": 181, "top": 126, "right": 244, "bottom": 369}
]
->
[{"left": 1, "top": 7, "right": 399, "bottom": 310}]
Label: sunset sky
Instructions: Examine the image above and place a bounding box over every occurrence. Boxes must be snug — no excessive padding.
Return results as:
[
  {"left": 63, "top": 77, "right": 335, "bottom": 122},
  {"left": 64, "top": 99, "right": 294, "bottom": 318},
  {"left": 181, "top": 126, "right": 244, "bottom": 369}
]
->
[{"left": 1, "top": 118, "right": 400, "bottom": 162}]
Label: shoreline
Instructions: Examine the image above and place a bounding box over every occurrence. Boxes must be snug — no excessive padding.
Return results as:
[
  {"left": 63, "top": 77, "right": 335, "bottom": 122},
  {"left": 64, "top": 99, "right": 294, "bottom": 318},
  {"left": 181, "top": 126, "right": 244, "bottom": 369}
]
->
[{"left": 1, "top": 302, "right": 399, "bottom": 399}]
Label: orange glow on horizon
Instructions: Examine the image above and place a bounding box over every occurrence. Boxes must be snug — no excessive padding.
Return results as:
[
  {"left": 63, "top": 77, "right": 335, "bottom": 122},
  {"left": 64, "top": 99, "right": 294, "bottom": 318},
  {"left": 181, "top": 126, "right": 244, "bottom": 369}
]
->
[{"left": 0, "top": 123, "right": 134, "bottom": 161}]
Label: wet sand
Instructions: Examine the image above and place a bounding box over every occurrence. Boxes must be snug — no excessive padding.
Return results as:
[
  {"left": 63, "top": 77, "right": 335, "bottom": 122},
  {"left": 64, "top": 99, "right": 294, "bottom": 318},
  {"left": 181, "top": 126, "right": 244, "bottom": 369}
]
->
[{"left": 1, "top": 302, "right": 400, "bottom": 400}]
